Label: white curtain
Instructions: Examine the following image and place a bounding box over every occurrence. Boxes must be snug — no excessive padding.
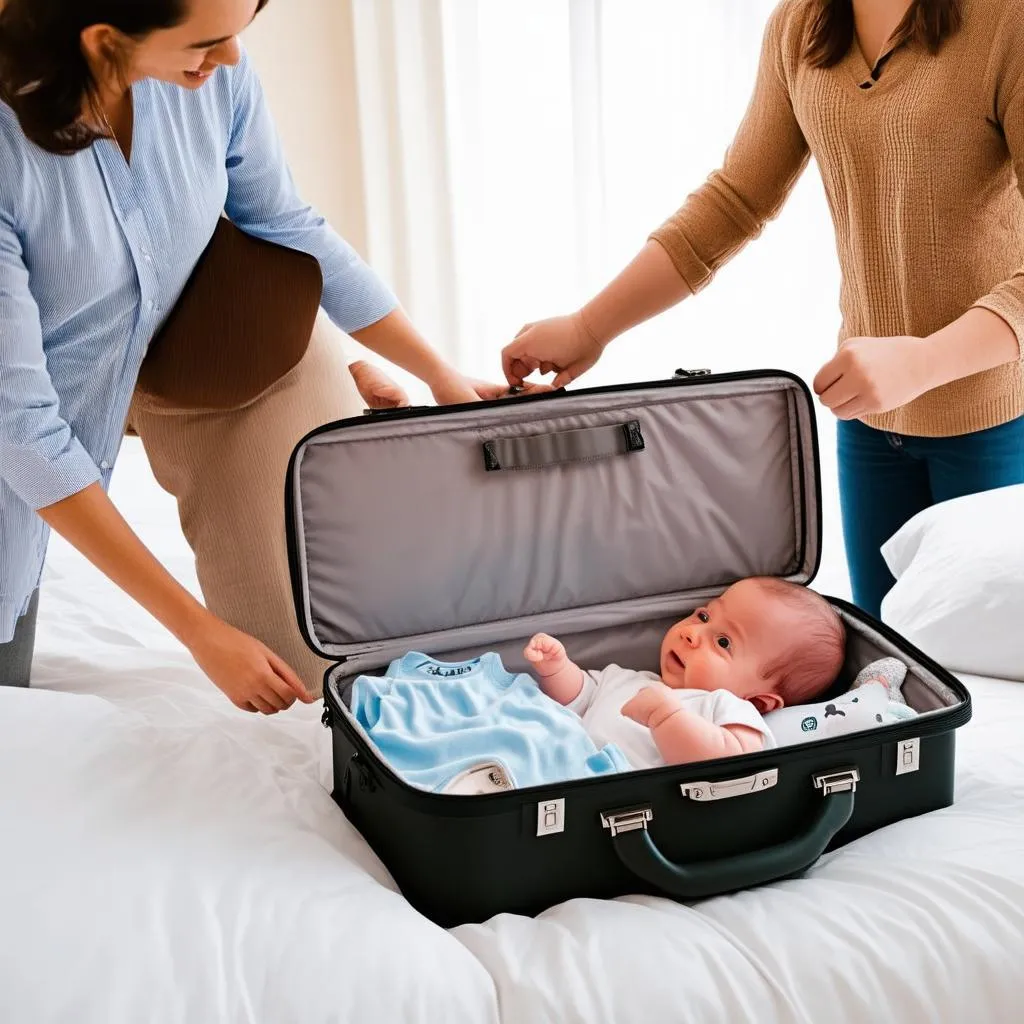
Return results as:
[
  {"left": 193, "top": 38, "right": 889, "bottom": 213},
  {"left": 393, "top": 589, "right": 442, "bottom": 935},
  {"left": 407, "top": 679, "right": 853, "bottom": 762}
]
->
[{"left": 351, "top": 0, "right": 850, "bottom": 596}]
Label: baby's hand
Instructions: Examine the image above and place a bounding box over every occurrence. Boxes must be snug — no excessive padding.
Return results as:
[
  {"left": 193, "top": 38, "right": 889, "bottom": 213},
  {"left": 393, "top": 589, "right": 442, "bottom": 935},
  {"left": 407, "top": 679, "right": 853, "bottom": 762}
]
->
[
  {"left": 621, "top": 687, "right": 680, "bottom": 728},
  {"left": 524, "top": 633, "right": 567, "bottom": 674}
]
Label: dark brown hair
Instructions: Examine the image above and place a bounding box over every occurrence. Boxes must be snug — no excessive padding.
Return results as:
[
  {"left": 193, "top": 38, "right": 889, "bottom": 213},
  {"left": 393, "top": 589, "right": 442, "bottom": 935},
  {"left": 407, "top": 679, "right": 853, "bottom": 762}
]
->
[
  {"left": 753, "top": 577, "right": 847, "bottom": 706},
  {"left": 804, "top": 0, "right": 963, "bottom": 69},
  {"left": 0, "top": 0, "right": 268, "bottom": 155}
]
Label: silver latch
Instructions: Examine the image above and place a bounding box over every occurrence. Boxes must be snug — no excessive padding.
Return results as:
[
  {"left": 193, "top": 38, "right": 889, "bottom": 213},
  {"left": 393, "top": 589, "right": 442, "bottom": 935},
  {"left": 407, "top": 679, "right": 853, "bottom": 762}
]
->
[
  {"left": 813, "top": 768, "right": 860, "bottom": 796},
  {"left": 536, "top": 798, "right": 566, "bottom": 836},
  {"left": 600, "top": 807, "right": 653, "bottom": 837},
  {"left": 681, "top": 768, "right": 778, "bottom": 802},
  {"left": 895, "top": 737, "right": 920, "bottom": 776}
]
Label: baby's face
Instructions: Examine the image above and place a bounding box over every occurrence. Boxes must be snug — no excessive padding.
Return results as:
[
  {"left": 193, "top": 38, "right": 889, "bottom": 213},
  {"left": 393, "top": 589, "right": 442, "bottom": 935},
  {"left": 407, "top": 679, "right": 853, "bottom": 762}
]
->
[{"left": 659, "top": 579, "right": 795, "bottom": 704}]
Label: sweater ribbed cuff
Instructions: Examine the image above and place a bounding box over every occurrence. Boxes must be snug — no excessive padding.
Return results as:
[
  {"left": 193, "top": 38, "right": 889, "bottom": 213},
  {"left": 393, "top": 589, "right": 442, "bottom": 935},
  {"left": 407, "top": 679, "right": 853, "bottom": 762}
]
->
[
  {"left": 648, "top": 228, "right": 714, "bottom": 296},
  {"left": 971, "top": 294, "right": 1024, "bottom": 362}
]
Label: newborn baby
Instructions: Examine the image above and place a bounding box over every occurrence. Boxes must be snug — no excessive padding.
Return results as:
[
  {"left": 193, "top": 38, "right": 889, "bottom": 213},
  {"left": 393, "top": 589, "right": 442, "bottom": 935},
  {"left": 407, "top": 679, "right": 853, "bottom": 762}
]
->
[{"left": 525, "top": 577, "right": 846, "bottom": 769}]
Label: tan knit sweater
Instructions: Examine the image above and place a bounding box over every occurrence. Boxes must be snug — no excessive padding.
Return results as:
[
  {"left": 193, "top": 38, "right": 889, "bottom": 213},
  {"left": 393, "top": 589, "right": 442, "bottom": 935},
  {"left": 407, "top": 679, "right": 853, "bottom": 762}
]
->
[{"left": 650, "top": 0, "right": 1024, "bottom": 437}]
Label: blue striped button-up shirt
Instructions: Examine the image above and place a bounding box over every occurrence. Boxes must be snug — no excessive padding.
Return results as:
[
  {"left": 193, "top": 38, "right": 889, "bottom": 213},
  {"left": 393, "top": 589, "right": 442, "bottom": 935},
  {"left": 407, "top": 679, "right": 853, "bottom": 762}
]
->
[{"left": 0, "top": 48, "right": 397, "bottom": 642}]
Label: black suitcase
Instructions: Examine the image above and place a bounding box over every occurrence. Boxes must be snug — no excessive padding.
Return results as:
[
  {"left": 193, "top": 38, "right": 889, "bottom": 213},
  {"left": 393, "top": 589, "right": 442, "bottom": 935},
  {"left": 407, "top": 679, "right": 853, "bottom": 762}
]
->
[{"left": 285, "top": 369, "right": 971, "bottom": 928}]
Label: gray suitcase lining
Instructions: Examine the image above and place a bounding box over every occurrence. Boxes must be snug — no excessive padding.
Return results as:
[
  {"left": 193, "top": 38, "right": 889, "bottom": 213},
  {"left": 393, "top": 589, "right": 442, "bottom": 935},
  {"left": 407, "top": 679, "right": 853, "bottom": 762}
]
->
[{"left": 290, "top": 376, "right": 962, "bottom": 764}]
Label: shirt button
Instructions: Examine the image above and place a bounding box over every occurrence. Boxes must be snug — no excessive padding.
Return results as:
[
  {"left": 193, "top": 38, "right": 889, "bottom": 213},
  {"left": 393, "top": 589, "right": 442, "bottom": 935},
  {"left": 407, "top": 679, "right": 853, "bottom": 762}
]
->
[
  {"left": 142, "top": 252, "right": 153, "bottom": 263},
  {"left": 100, "top": 460, "right": 110, "bottom": 471},
  {"left": 146, "top": 300, "right": 155, "bottom": 312}
]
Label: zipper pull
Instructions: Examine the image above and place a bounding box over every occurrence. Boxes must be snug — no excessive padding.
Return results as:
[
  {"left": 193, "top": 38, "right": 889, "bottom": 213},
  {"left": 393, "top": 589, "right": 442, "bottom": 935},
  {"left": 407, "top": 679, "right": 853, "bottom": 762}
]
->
[
  {"left": 321, "top": 702, "right": 333, "bottom": 728},
  {"left": 673, "top": 367, "right": 712, "bottom": 378}
]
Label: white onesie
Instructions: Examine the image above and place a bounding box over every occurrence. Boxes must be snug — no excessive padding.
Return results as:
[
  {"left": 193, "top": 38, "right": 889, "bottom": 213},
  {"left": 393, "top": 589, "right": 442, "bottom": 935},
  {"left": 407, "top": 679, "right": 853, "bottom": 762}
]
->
[{"left": 566, "top": 664, "right": 775, "bottom": 770}]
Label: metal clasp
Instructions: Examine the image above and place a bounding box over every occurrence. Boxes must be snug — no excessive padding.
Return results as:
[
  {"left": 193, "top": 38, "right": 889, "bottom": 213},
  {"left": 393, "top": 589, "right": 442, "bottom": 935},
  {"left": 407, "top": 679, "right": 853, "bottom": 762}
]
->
[
  {"left": 895, "top": 737, "right": 920, "bottom": 776},
  {"left": 600, "top": 807, "right": 653, "bottom": 837},
  {"left": 536, "top": 798, "right": 566, "bottom": 837},
  {"left": 813, "top": 768, "right": 860, "bottom": 796},
  {"left": 680, "top": 768, "right": 779, "bottom": 802}
]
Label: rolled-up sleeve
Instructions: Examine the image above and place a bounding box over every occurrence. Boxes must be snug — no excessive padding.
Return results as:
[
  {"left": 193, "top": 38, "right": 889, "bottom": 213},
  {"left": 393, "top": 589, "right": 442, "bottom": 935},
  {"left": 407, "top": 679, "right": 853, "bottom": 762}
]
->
[
  {"left": 648, "top": 4, "right": 810, "bottom": 295},
  {"left": 224, "top": 47, "right": 398, "bottom": 336},
  {"left": 0, "top": 212, "right": 101, "bottom": 510}
]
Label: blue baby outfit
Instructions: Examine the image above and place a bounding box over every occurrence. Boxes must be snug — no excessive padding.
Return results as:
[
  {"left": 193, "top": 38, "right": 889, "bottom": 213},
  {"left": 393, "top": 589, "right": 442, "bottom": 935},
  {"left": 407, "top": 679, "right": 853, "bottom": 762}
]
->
[{"left": 350, "top": 652, "right": 629, "bottom": 792}]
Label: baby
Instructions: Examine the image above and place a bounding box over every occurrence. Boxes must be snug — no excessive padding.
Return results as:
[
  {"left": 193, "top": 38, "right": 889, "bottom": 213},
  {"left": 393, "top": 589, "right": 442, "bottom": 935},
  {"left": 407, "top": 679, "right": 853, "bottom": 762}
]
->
[{"left": 525, "top": 577, "right": 846, "bottom": 769}]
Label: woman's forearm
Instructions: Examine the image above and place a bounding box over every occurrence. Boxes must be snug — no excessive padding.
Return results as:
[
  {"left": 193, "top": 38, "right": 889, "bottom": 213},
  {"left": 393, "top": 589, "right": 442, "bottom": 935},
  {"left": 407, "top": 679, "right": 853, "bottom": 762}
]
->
[
  {"left": 349, "top": 307, "right": 452, "bottom": 387},
  {"left": 924, "top": 307, "right": 1021, "bottom": 388},
  {"left": 38, "top": 482, "right": 210, "bottom": 646},
  {"left": 578, "top": 241, "right": 692, "bottom": 347}
]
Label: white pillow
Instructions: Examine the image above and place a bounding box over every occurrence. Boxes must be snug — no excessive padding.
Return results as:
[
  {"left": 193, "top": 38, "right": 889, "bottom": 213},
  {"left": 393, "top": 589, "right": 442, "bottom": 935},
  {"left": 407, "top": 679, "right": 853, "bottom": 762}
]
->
[{"left": 880, "top": 483, "right": 1024, "bottom": 681}]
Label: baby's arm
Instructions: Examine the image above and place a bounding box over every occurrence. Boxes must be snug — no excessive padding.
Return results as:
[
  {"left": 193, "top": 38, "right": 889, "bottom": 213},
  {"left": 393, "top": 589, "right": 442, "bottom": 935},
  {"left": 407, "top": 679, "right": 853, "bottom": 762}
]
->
[
  {"left": 524, "top": 633, "right": 586, "bottom": 705},
  {"left": 621, "top": 688, "right": 765, "bottom": 764}
]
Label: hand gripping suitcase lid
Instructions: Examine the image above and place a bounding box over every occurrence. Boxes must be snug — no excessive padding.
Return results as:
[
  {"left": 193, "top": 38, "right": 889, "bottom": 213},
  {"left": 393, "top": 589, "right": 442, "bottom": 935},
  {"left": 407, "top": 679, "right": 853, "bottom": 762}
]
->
[{"left": 284, "top": 371, "right": 821, "bottom": 670}]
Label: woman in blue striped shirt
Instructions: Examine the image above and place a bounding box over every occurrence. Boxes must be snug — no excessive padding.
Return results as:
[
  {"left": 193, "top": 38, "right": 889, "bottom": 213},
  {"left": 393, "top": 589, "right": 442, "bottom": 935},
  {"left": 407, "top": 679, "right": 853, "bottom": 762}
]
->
[{"left": 0, "top": 0, "right": 499, "bottom": 711}]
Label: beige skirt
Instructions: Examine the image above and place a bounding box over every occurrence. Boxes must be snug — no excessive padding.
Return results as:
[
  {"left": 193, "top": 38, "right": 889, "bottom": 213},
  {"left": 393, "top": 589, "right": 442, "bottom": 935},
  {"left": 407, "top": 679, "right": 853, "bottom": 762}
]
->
[{"left": 127, "top": 311, "right": 363, "bottom": 696}]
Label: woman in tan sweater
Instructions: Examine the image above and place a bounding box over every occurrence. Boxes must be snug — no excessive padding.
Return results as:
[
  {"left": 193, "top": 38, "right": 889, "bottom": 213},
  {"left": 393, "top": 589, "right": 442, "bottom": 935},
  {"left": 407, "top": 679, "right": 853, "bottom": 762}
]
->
[{"left": 503, "top": 0, "right": 1024, "bottom": 618}]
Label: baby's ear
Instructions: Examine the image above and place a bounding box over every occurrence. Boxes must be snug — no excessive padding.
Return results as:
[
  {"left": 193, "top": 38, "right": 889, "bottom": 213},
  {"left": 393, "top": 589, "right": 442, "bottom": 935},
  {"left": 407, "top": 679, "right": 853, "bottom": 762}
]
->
[{"left": 750, "top": 692, "right": 784, "bottom": 714}]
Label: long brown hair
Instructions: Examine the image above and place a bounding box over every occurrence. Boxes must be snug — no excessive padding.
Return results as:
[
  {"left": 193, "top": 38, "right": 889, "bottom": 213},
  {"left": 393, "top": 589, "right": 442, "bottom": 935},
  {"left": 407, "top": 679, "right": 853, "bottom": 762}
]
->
[
  {"left": 0, "top": 0, "right": 269, "bottom": 155},
  {"left": 804, "top": 0, "right": 963, "bottom": 69}
]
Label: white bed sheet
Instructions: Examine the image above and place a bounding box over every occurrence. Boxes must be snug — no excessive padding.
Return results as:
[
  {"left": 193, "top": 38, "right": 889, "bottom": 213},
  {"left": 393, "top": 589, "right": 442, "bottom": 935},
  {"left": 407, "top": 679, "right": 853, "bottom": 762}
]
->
[
  {"left": 454, "top": 671, "right": 1024, "bottom": 1024},
  {"left": 2, "top": 441, "right": 1022, "bottom": 1023}
]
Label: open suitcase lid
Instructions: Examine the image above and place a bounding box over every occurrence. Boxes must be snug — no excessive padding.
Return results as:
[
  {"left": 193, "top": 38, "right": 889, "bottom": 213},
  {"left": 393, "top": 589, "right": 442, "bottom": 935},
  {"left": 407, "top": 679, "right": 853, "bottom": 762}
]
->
[{"left": 285, "top": 371, "right": 822, "bottom": 669}]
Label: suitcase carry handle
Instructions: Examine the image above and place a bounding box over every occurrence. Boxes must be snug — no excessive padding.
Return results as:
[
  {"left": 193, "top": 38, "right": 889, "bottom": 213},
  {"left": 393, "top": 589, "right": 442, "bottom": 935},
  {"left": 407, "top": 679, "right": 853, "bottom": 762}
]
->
[
  {"left": 482, "top": 419, "right": 645, "bottom": 472},
  {"left": 601, "top": 769, "right": 857, "bottom": 900}
]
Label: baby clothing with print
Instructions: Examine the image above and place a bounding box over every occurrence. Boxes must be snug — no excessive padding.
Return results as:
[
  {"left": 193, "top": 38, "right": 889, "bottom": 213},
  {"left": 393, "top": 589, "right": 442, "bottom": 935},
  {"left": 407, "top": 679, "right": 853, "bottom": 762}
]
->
[
  {"left": 350, "top": 652, "right": 630, "bottom": 793},
  {"left": 569, "top": 664, "right": 775, "bottom": 770}
]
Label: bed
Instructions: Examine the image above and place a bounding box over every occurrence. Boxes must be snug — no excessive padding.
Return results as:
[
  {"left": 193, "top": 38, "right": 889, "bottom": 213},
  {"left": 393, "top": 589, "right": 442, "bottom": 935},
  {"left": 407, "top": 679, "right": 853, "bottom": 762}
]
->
[{"left": 2, "top": 443, "right": 1022, "bottom": 1024}]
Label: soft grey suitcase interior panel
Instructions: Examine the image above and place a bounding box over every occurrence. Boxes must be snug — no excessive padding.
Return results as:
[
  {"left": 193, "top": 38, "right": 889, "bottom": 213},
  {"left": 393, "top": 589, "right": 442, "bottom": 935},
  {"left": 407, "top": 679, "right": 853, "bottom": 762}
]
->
[{"left": 292, "top": 378, "right": 818, "bottom": 667}]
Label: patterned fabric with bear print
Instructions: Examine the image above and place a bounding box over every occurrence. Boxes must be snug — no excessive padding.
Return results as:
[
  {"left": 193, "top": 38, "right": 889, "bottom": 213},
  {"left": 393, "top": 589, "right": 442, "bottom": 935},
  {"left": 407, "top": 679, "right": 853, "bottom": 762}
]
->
[{"left": 763, "top": 657, "right": 917, "bottom": 748}]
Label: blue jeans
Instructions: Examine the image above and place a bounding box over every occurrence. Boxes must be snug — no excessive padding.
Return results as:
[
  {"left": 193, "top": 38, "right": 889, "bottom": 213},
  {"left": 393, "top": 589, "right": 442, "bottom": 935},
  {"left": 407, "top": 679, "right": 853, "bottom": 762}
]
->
[{"left": 837, "top": 415, "right": 1024, "bottom": 619}]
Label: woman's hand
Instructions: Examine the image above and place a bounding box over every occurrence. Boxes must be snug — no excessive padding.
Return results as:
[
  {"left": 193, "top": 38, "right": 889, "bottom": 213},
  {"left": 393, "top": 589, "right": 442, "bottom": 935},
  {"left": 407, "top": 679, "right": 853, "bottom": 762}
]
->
[
  {"left": 351, "top": 309, "right": 503, "bottom": 407},
  {"left": 349, "top": 360, "right": 410, "bottom": 410},
  {"left": 428, "top": 372, "right": 553, "bottom": 405},
  {"left": 813, "top": 336, "right": 936, "bottom": 420},
  {"left": 353, "top": 360, "right": 552, "bottom": 409},
  {"left": 428, "top": 371, "right": 485, "bottom": 405},
  {"left": 469, "top": 379, "right": 554, "bottom": 400},
  {"left": 185, "top": 612, "right": 315, "bottom": 715},
  {"left": 502, "top": 312, "right": 605, "bottom": 388}
]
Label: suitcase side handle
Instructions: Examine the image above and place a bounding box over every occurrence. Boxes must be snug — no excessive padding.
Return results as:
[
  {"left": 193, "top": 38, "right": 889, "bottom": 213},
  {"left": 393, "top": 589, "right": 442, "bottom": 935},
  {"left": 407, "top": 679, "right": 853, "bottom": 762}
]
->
[
  {"left": 482, "top": 420, "right": 645, "bottom": 472},
  {"left": 602, "top": 770, "right": 856, "bottom": 900}
]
